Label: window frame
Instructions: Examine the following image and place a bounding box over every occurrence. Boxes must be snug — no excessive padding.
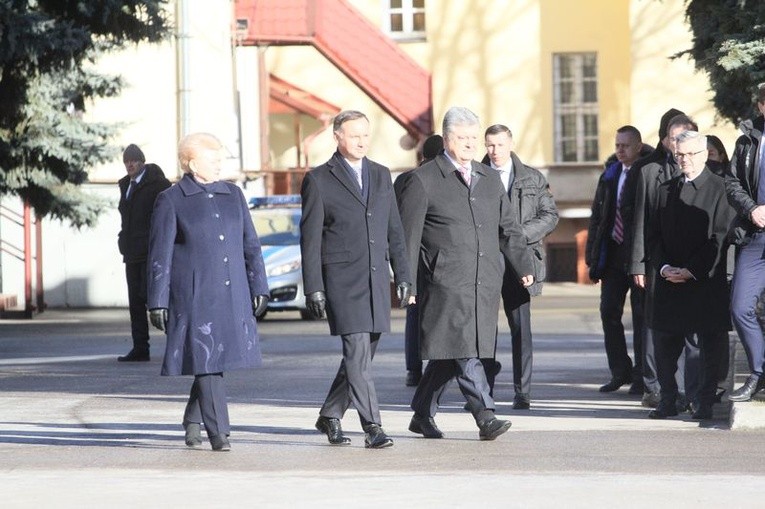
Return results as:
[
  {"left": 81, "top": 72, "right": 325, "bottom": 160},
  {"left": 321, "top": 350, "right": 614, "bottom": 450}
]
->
[
  {"left": 382, "top": 0, "right": 427, "bottom": 42},
  {"left": 552, "top": 52, "right": 599, "bottom": 163}
]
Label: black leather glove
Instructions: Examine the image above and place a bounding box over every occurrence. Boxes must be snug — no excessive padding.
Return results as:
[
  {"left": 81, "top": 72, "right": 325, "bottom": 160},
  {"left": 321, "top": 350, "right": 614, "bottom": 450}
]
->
[
  {"left": 306, "top": 290, "right": 327, "bottom": 319},
  {"left": 149, "top": 308, "right": 168, "bottom": 332},
  {"left": 396, "top": 282, "right": 412, "bottom": 308},
  {"left": 253, "top": 295, "right": 269, "bottom": 317},
  {"left": 588, "top": 266, "right": 600, "bottom": 284}
]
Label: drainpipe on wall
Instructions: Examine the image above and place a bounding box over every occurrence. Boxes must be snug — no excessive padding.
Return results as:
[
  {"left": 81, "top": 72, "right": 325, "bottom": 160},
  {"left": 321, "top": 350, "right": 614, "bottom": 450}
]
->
[{"left": 175, "top": 0, "right": 191, "bottom": 178}]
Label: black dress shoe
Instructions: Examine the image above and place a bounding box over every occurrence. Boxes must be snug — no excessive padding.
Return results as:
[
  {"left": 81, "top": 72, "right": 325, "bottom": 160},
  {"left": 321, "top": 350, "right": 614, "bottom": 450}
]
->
[
  {"left": 691, "top": 405, "right": 713, "bottom": 420},
  {"left": 648, "top": 405, "right": 679, "bottom": 419},
  {"left": 478, "top": 418, "right": 512, "bottom": 440},
  {"left": 209, "top": 434, "right": 231, "bottom": 451},
  {"left": 315, "top": 416, "right": 351, "bottom": 445},
  {"left": 183, "top": 422, "right": 203, "bottom": 448},
  {"left": 408, "top": 414, "right": 444, "bottom": 438},
  {"left": 405, "top": 370, "right": 422, "bottom": 387},
  {"left": 363, "top": 424, "right": 393, "bottom": 449},
  {"left": 598, "top": 376, "right": 631, "bottom": 393},
  {"left": 118, "top": 348, "right": 149, "bottom": 362},
  {"left": 729, "top": 375, "right": 764, "bottom": 402},
  {"left": 512, "top": 394, "right": 531, "bottom": 410}
]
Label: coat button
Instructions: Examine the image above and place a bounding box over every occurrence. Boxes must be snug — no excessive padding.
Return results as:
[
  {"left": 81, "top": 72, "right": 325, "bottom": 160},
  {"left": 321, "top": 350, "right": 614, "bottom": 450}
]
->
[
  {"left": 223, "top": 256, "right": 229, "bottom": 263},
  {"left": 477, "top": 280, "right": 482, "bottom": 285},
  {"left": 224, "top": 280, "right": 230, "bottom": 286},
  {"left": 371, "top": 266, "right": 376, "bottom": 271},
  {"left": 215, "top": 213, "right": 220, "bottom": 218},
  {"left": 367, "top": 212, "right": 372, "bottom": 217},
  {"left": 369, "top": 239, "right": 375, "bottom": 244},
  {"left": 478, "top": 251, "right": 483, "bottom": 257},
  {"left": 219, "top": 234, "right": 225, "bottom": 241},
  {"left": 470, "top": 197, "right": 476, "bottom": 202},
  {"left": 208, "top": 193, "right": 214, "bottom": 198}
]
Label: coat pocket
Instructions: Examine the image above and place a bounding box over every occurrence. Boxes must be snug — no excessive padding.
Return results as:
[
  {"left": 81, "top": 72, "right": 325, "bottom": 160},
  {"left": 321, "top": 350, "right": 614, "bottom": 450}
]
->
[{"left": 322, "top": 250, "right": 350, "bottom": 265}]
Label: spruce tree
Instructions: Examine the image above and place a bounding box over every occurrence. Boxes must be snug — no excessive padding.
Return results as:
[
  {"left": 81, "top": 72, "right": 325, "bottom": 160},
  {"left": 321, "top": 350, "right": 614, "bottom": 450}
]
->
[
  {"left": 680, "top": 0, "right": 765, "bottom": 124},
  {"left": 0, "top": 0, "right": 170, "bottom": 227}
]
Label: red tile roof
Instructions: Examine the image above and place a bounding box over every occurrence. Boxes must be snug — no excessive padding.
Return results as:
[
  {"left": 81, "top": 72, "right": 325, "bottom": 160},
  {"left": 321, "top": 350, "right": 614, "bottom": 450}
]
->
[{"left": 235, "top": 0, "right": 432, "bottom": 138}]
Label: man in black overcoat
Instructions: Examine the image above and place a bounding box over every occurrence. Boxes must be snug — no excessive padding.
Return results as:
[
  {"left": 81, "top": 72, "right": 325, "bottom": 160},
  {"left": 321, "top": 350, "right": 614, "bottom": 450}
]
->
[
  {"left": 117, "top": 144, "right": 170, "bottom": 362},
  {"left": 645, "top": 130, "right": 735, "bottom": 420},
  {"left": 628, "top": 113, "right": 703, "bottom": 411},
  {"left": 300, "top": 110, "right": 411, "bottom": 449},
  {"left": 397, "top": 107, "right": 533, "bottom": 441}
]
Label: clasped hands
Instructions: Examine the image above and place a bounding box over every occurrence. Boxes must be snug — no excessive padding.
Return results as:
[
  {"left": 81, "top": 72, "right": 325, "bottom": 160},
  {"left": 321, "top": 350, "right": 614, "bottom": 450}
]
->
[
  {"left": 149, "top": 295, "right": 270, "bottom": 332},
  {"left": 660, "top": 265, "right": 693, "bottom": 283}
]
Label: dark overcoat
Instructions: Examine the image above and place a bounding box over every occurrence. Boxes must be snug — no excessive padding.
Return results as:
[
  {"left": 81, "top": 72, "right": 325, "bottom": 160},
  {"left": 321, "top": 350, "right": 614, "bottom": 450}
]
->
[
  {"left": 147, "top": 174, "right": 269, "bottom": 376},
  {"left": 503, "top": 152, "right": 558, "bottom": 296},
  {"left": 117, "top": 163, "right": 170, "bottom": 263},
  {"left": 397, "top": 154, "right": 532, "bottom": 360},
  {"left": 627, "top": 148, "right": 679, "bottom": 276},
  {"left": 300, "top": 152, "right": 410, "bottom": 336},
  {"left": 646, "top": 168, "right": 735, "bottom": 334}
]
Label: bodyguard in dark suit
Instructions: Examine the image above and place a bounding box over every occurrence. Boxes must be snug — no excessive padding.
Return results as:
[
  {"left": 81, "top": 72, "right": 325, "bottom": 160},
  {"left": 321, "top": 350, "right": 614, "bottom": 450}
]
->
[
  {"left": 481, "top": 124, "right": 558, "bottom": 409},
  {"left": 116, "top": 144, "right": 170, "bottom": 362},
  {"left": 300, "top": 110, "right": 411, "bottom": 449},
  {"left": 147, "top": 133, "right": 270, "bottom": 451},
  {"left": 645, "top": 131, "right": 734, "bottom": 420},
  {"left": 397, "top": 107, "right": 533, "bottom": 441},
  {"left": 586, "top": 126, "right": 646, "bottom": 395}
]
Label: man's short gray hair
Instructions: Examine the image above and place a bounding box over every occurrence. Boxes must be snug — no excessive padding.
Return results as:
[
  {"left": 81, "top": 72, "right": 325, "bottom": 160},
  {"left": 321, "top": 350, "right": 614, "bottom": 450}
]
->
[
  {"left": 442, "top": 107, "right": 480, "bottom": 139},
  {"left": 674, "top": 130, "right": 706, "bottom": 148}
]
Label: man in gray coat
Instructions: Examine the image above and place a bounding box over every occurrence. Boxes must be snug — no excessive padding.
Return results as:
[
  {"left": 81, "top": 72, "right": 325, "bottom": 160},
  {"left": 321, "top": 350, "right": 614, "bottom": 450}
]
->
[
  {"left": 397, "top": 107, "right": 533, "bottom": 441},
  {"left": 300, "top": 110, "right": 411, "bottom": 449}
]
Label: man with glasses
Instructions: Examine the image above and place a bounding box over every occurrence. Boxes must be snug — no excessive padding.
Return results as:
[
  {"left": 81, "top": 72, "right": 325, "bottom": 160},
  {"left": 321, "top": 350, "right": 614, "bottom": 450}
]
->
[
  {"left": 628, "top": 113, "right": 701, "bottom": 411},
  {"left": 645, "top": 130, "right": 734, "bottom": 419}
]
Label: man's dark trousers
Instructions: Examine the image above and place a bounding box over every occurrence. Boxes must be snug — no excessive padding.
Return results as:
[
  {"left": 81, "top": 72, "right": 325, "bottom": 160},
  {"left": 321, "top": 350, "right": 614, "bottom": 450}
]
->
[
  {"left": 412, "top": 358, "right": 494, "bottom": 421},
  {"left": 320, "top": 332, "right": 382, "bottom": 426},
  {"left": 600, "top": 240, "right": 643, "bottom": 383},
  {"left": 730, "top": 232, "right": 765, "bottom": 377},
  {"left": 125, "top": 261, "right": 149, "bottom": 352},
  {"left": 502, "top": 276, "right": 532, "bottom": 396},
  {"left": 653, "top": 330, "right": 724, "bottom": 409}
]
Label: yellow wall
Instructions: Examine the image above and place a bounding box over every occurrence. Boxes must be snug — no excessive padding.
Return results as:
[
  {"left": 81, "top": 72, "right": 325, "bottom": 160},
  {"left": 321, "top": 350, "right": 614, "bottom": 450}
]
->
[{"left": 540, "top": 0, "right": 632, "bottom": 164}]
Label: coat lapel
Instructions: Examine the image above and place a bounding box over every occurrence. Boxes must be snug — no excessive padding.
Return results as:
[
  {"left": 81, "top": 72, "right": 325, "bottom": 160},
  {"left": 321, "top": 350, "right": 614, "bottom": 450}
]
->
[{"left": 329, "top": 153, "right": 365, "bottom": 205}]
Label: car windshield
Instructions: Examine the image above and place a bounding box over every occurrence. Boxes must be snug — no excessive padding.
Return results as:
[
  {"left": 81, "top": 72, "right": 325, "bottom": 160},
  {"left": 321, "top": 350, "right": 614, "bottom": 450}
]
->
[{"left": 250, "top": 208, "right": 301, "bottom": 246}]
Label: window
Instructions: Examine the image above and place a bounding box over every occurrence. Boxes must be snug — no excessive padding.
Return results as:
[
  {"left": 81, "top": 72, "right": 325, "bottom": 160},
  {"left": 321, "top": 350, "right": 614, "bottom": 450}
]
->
[
  {"left": 553, "top": 53, "right": 599, "bottom": 163},
  {"left": 384, "top": 0, "right": 426, "bottom": 41}
]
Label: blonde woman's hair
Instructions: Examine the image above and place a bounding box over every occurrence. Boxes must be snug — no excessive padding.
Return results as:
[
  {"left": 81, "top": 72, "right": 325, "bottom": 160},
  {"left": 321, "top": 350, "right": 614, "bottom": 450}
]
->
[{"left": 178, "top": 132, "right": 222, "bottom": 173}]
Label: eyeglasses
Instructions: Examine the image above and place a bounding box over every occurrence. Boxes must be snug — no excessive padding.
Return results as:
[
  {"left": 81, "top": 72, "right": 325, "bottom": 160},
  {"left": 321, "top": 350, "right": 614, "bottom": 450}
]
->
[{"left": 674, "top": 150, "right": 705, "bottom": 160}]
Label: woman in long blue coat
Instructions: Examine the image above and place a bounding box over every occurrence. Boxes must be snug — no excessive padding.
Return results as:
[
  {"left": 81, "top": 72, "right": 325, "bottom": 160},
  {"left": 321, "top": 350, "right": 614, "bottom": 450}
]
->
[{"left": 147, "top": 132, "right": 269, "bottom": 451}]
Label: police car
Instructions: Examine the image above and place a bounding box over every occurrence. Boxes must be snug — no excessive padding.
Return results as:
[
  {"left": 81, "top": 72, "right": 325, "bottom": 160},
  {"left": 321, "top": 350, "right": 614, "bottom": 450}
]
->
[{"left": 249, "top": 195, "right": 315, "bottom": 320}]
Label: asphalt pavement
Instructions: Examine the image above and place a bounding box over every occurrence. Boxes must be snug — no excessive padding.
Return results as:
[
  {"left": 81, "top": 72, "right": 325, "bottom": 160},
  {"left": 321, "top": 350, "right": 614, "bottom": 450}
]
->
[{"left": 1, "top": 283, "right": 764, "bottom": 508}]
